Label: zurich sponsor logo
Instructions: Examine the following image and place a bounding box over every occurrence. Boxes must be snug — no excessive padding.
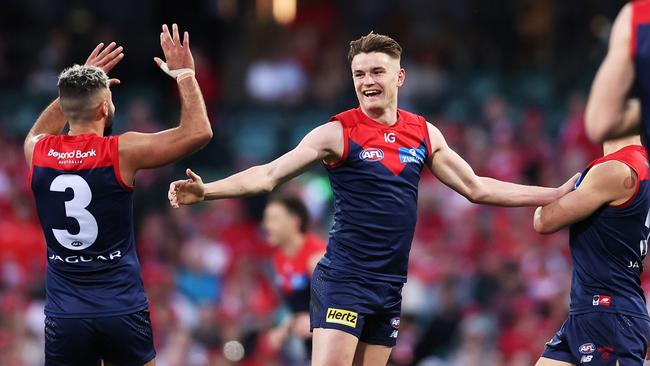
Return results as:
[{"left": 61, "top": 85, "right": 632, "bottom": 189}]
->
[
  {"left": 359, "top": 148, "right": 384, "bottom": 161},
  {"left": 579, "top": 343, "right": 596, "bottom": 354},
  {"left": 398, "top": 147, "right": 425, "bottom": 164}
]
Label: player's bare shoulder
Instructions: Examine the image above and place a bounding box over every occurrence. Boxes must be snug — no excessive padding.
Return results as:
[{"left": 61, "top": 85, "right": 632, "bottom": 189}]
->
[
  {"left": 423, "top": 121, "right": 446, "bottom": 157},
  {"left": 299, "top": 120, "right": 344, "bottom": 164}
]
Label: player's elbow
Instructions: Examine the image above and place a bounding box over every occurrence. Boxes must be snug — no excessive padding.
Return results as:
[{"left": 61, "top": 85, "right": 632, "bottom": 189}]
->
[
  {"left": 533, "top": 218, "right": 549, "bottom": 234},
  {"left": 188, "top": 125, "right": 213, "bottom": 149},
  {"left": 259, "top": 165, "right": 280, "bottom": 194},
  {"left": 465, "top": 181, "right": 490, "bottom": 204},
  {"left": 533, "top": 213, "right": 556, "bottom": 235},
  {"left": 584, "top": 119, "right": 608, "bottom": 144},
  {"left": 585, "top": 106, "right": 615, "bottom": 144}
]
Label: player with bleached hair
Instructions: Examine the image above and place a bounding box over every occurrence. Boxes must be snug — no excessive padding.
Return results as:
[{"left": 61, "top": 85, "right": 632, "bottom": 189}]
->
[{"left": 26, "top": 24, "right": 212, "bottom": 366}]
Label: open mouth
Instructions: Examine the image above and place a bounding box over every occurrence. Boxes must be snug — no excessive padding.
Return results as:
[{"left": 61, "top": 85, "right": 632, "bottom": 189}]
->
[{"left": 363, "top": 89, "right": 382, "bottom": 98}]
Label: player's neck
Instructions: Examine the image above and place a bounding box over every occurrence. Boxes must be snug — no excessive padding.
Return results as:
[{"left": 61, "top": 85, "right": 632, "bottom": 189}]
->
[
  {"left": 280, "top": 233, "right": 305, "bottom": 256},
  {"left": 68, "top": 121, "right": 105, "bottom": 136},
  {"left": 602, "top": 135, "right": 642, "bottom": 155},
  {"left": 360, "top": 105, "right": 398, "bottom": 126}
]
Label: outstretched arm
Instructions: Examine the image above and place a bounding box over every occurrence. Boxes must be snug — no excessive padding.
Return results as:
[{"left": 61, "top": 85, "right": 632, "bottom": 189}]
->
[
  {"left": 23, "top": 42, "right": 124, "bottom": 166},
  {"left": 585, "top": 3, "right": 637, "bottom": 143},
  {"left": 533, "top": 160, "right": 637, "bottom": 234},
  {"left": 426, "top": 122, "right": 578, "bottom": 207},
  {"left": 119, "top": 24, "right": 212, "bottom": 184},
  {"left": 168, "top": 122, "right": 343, "bottom": 207}
]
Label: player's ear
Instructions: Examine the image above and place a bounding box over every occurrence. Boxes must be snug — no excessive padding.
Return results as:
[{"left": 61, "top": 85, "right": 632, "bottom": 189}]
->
[
  {"left": 99, "top": 100, "right": 109, "bottom": 119},
  {"left": 397, "top": 68, "right": 406, "bottom": 87}
]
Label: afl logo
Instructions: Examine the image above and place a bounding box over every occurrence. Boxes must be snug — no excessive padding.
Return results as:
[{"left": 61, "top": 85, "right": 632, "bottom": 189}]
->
[
  {"left": 71, "top": 241, "right": 84, "bottom": 247},
  {"left": 359, "top": 148, "right": 384, "bottom": 161},
  {"left": 579, "top": 343, "right": 596, "bottom": 354}
]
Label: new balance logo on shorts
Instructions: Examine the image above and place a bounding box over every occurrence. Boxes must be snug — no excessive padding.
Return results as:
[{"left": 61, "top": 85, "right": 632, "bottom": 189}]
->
[{"left": 325, "top": 308, "right": 358, "bottom": 328}]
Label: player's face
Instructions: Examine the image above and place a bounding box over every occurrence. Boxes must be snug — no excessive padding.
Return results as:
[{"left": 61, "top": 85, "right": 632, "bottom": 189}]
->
[
  {"left": 263, "top": 202, "right": 298, "bottom": 247},
  {"left": 351, "top": 52, "right": 405, "bottom": 114}
]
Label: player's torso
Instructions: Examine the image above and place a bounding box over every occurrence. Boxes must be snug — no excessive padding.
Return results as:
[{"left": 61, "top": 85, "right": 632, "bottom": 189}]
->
[
  {"left": 273, "top": 234, "right": 324, "bottom": 313},
  {"left": 30, "top": 134, "right": 147, "bottom": 317},
  {"left": 322, "top": 108, "right": 431, "bottom": 282},
  {"left": 569, "top": 145, "right": 650, "bottom": 318},
  {"left": 632, "top": 1, "right": 650, "bottom": 145}
]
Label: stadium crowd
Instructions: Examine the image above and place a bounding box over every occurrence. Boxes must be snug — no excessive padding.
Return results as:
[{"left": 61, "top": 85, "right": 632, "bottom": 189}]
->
[{"left": 0, "top": 0, "right": 644, "bottom": 365}]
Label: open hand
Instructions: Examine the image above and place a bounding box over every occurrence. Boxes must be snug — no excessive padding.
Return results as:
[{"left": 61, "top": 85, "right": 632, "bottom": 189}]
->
[
  {"left": 154, "top": 24, "right": 194, "bottom": 72},
  {"left": 168, "top": 168, "right": 205, "bottom": 208},
  {"left": 85, "top": 42, "right": 124, "bottom": 86}
]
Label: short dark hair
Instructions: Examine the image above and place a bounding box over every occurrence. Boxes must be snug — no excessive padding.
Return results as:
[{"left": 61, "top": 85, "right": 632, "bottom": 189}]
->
[
  {"left": 268, "top": 194, "right": 310, "bottom": 233},
  {"left": 348, "top": 31, "right": 402, "bottom": 63},
  {"left": 57, "top": 64, "right": 108, "bottom": 98}
]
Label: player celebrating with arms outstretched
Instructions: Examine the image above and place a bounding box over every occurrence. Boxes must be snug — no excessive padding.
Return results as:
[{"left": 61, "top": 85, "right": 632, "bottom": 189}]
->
[
  {"left": 25, "top": 24, "right": 212, "bottom": 366},
  {"left": 169, "top": 32, "right": 577, "bottom": 366}
]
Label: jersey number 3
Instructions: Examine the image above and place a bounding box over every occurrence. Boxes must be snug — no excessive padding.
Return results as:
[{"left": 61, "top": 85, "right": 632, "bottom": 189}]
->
[{"left": 50, "top": 174, "right": 98, "bottom": 250}]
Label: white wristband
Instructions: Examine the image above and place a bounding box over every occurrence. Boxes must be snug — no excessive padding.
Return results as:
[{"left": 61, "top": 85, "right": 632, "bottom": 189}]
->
[{"left": 159, "top": 62, "right": 195, "bottom": 80}]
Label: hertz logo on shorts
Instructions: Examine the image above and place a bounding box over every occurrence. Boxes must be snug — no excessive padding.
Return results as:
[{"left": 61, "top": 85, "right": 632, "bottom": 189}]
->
[{"left": 325, "top": 308, "right": 358, "bottom": 328}]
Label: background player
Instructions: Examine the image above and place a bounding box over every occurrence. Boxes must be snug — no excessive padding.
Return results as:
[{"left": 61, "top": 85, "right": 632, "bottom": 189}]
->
[
  {"left": 533, "top": 134, "right": 650, "bottom": 366},
  {"left": 24, "top": 24, "right": 212, "bottom": 366},
  {"left": 585, "top": 1, "right": 649, "bottom": 144},
  {"left": 262, "top": 194, "right": 326, "bottom": 363},
  {"left": 168, "top": 32, "right": 578, "bottom": 366}
]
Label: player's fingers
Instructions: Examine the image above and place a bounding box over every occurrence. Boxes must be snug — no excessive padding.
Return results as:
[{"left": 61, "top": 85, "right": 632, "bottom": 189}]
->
[
  {"left": 96, "top": 42, "right": 117, "bottom": 60},
  {"left": 101, "top": 51, "right": 124, "bottom": 71},
  {"left": 97, "top": 45, "right": 122, "bottom": 62},
  {"left": 172, "top": 23, "right": 181, "bottom": 45},
  {"left": 186, "top": 168, "right": 201, "bottom": 182},
  {"left": 183, "top": 31, "right": 190, "bottom": 50},
  {"left": 108, "top": 78, "right": 121, "bottom": 87},
  {"left": 168, "top": 184, "right": 177, "bottom": 199},
  {"left": 169, "top": 192, "right": 179, "bottom": 208},
  {"left": 153, "top": 57, "right": 164, "bottom": 67},
  {"left": 103, "top": 46, "right": 124, "bottom": 63},
  {"left": 86, "top": 43, "right": 104, "bottom": 63},
  {"left": 162, "top": 24, "right": 174, "bottom": 45}
]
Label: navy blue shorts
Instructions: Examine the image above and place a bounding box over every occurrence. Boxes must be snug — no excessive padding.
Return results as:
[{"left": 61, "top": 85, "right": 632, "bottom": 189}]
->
[
  {"left": 310, "top": 264, "right": 403, "bottom": 347},
  {"left": 541, "top": 312, "right": 650, "bottom": 365},
  {"left": 44, "top": 309, "right": 156, "bottom": 366}
]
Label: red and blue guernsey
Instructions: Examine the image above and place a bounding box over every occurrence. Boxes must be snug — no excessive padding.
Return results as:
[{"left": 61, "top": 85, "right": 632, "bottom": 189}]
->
[
  {"left": 321, "top": 108, "right": 432, "bottom": 283},
  {"left": 632, "top": 1, "right": 650, "bottom": 146},
  {"left": 29, "top": 134, "right": 148, "bottom": 318},
  {"left": 569, "top": 145, "right": 650, "bottom": 319}
]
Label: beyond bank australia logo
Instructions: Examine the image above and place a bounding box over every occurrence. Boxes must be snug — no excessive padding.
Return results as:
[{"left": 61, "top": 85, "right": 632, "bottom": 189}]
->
[{"left": 359, "top": 148, "right": 384, "bottom": 161}]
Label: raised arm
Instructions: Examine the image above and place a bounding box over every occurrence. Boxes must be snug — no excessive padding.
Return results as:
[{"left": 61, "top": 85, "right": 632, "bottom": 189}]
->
[
  {"left": 118, "top": 24, "right": 212, "bottom": 184},
  {"left": 24, "top": 42, "right": 124, "bottom": 166},
  {"left": 585, "top": 3, "right": 637, "bottom": 143},
  {"left": 533, "top": 160, "right": 636, "bottom": 234},
  {"left": 168, "top": 121, "right": 343, "bottom": 207},
  {"left": 426, "top": 122, "right": 577, "bottom": 207}
]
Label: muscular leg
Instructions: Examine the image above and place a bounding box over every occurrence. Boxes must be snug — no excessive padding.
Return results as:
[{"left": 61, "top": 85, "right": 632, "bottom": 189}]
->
[
  {"left": 312, "top": 328, "right": 359, "bottom": 366},
  {"left": 535, "top": 357, "right": 574, "bottom": 366},
  {"left": 351, "top": 342, "right": 392, "bottom": 366}
]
